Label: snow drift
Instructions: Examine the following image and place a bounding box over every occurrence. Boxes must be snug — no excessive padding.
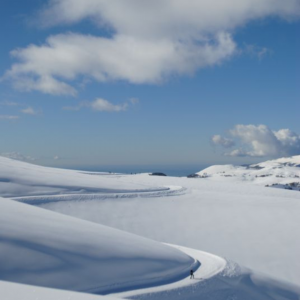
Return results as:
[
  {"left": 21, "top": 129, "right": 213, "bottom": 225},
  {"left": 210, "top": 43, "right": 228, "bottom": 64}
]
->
[
  {"left": 0, "top": 197, "right": 195, "bottom": 294},
  {"left": 0, "top": 156, "right": 166, "bottom": 198}
]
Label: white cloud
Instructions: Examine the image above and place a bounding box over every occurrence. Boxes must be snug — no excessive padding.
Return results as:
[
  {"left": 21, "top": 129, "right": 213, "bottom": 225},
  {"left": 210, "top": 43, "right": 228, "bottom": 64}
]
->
[
  {"left": 274, "top": 129, "right": 300, "bottom": 150},
  {"left": 213, "top": 124, "right": 300, "bottom": 157},
  {"left": 225, "top": 149, "right": 249, "bottom": 157},
  {"left": 4, "top": 0, "right": 299, "bottom": 95},
  {"left": 1, "top": 152, "right": 36, "bottom": 162},
  {"left": 64, "top": 97, "right": 137, "bottom": 112},
  {"left": 5, "top": 32, "right": 235, "bottom": 95},
  {"left": 90, "top": 98, "right": 127, "bottom": 112},
  {"left": 0, "top": 115, "right": 19, "bottom": 120},
  {"left": 212, "top": 135, "right": 235, "bottom": 148},
  {"left": 21, "top": 107, "right": 38, "bottom": 115},
  {"left": 0, "top": 102, "right": 40, "bottom": 117},
  {"left": 39, "top": 0, "right": 300, "bottom": 35},
  {"left": 10, "top": 74, "right": 77, "bottom": 96}
]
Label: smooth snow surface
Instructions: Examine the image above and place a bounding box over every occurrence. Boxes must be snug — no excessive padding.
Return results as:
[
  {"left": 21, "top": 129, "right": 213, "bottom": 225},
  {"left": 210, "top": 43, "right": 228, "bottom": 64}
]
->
[
  {"left": 26, "top": 173, "right": 300, "bottom": 286},
  {"left": 0, "top": 280, "right": 121, "bottom": 300},
  {"left": 0, "top": 156, "right": 166, "bottom": 197},
  {"left": 0, "top": 197, "right": 194, "bottom": 293},
  {"left": 1, "top": 155, "right": 300, "bottom": 299},
  {"left": 113, "top": 246, "right": 300, "bottom": 300},
  {"left": 113, "top": 245, "right": 227, "bottom": 298}
]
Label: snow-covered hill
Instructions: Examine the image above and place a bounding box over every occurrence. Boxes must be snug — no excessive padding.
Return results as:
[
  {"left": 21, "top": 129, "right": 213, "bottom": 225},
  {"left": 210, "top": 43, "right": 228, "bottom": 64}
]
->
[
  {"left": 0, "top": 197, "right": 195, "bottom": 294},
  {"left": 1, "top": 155, "right": 300, "bottom": 299},
  {"left": 0, "top": 156, "right": 166, "bottom": 198},
  {"left": 114, "top": 247, "right": 300, "bottom": 300},
  {"left": 0, "top": 280, "right": 122, "bottom": 300},
  {"left": 197, "top": 155, "right": 300, "bottom": 190}
]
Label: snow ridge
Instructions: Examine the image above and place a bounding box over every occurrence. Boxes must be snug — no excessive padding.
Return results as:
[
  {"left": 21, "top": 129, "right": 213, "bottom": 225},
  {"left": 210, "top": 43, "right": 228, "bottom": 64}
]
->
[{"left": 197, "top": 155, "right": 300, "bottom": 190}]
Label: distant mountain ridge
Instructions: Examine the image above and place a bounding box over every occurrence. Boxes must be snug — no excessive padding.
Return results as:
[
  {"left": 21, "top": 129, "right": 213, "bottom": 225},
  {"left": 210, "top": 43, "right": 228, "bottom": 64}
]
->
[{"left": 197, "top": 155, "right": 300, "bottom": 191}]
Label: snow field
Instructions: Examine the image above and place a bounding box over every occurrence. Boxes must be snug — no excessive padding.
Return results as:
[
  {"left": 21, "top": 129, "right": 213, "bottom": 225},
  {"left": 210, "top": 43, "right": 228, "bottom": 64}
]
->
[
  {"left": 0, "top": 156, "right": 166, "bottom": 198},
  {"left": 0, "top": 197, "right": 195, "bottom": 294},
  {"left": 113, "top": 245, "right": 226, "bottom": 298},
  {"left": 0, "top": 280, "right": 122, "bottom": 300},
  {"left": 113, "top": 246, "right": 300, "bottom": 300},
  {"left": 34, "top": 174, "right": 300, "bottom": 285},
  {"left": 1, "top": 156, "right": 300, "bottom": 299}
]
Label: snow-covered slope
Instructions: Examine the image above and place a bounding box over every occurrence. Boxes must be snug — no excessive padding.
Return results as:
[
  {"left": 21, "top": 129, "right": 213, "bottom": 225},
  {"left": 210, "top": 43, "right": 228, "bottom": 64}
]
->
[
  {"left": 21, "top": 173, "right": 300, "bottom": 286},
  {"left": 114, "top": 246, "right": 300, "bottom": 300},
  {"left": 0, "top": 280, "right": 122, "bottom": 300},
  {"left": 197, "top": 155, "right": 300, "bottom": 190},
  {"left": 0, "top": 197, "right": 195, "bottom": 294},
  {"left": 0, "top": 156, "right": 166, "bottom": 198},
  {"left": 1, "top": 155, "right": 300, "bottom": 299}
]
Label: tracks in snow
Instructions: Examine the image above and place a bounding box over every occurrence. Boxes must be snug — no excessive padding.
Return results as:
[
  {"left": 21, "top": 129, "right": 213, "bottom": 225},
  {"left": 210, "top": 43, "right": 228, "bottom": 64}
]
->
[
  {"left": 13, "top": 185, "right": 187, "bottom": 206},
  {"left": 111, "top": 245, "right": 227, "bottom": 299}
]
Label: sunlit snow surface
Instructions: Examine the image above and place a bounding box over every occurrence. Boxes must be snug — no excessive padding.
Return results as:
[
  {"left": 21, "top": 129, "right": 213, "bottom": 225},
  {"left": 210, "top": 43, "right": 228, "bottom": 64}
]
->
[
  {"left": 197, "top": 155, "right": 300, "bottom": 190},
  {"left": 114, "top": 246, "right": 300, "bottom": 300},
  {"left": 1, "top": 156, "right": 300, "bottom": 299}
]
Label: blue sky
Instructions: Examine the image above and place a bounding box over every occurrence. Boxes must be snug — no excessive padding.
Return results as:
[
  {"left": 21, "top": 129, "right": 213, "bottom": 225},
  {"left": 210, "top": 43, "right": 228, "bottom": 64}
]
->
[{"left": 0, "top": 0, "right": 299, "bottom": 173}]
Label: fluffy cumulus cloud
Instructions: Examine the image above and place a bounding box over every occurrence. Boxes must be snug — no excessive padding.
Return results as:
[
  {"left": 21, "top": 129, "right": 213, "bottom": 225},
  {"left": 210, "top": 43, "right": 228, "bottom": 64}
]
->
[
  {"left": 212, "top": 135, "right": 235, "bottom": 148},
  {"left": 4, "top": 0, "right": 300, "bottom": 95},
  {"left": 6, "top": 32, "right": 235, "bottom": 95},
  {"left": 212, "top": 124, "right": 300, "bottom": 157}
]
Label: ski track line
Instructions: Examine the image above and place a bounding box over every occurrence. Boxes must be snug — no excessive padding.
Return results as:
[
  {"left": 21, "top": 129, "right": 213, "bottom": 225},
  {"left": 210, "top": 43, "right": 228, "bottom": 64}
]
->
[
  {"left": 12, "top": 186, "right": 187, "bottom": 205},
  {"left": 83, "top": 254, "right": 200, "bottom": 295},
  {"left": 110, "top": 245, "right": 227, "bottom": 299}
]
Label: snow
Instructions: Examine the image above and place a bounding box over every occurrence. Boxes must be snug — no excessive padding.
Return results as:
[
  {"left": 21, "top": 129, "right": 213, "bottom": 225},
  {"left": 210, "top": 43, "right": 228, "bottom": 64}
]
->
[
  {"left": 0, "top": 280, "right": 121, "bottom": 300},
  {"left": 0, "top": 156, "right": 166, "bottom": 198},
  {"left": 0, "top": 197, "right": 195, "bottom": 294},
  {"left": 112, "top": 245, "right": 227, "bottom": 298},
  {"left": 197, "top": 155, "right": 300, "bottom": 190},
  {"left": 113, "top": 246, "right": 300, "bottom": 300},
  {"left": 1, "top": 155, "right": 300, "bottom": 299},
  {"left": 16, "top": 168, "right": 300, "bottom": 285},
  {"left": 4, "top": 250, "right": 299, "bottom": 300}
]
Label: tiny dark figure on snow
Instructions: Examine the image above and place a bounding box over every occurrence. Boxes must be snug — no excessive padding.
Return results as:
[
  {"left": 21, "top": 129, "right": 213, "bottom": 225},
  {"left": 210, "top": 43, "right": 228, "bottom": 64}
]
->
[{"left": 190, "top": 269, "right": 194, "bottom": 279}]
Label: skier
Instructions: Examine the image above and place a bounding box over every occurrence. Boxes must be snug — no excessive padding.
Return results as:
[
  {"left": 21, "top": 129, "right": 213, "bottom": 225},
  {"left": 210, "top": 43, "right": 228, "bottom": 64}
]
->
[{"left": 190, "top": 269, "right": 194, "bottom": 279}]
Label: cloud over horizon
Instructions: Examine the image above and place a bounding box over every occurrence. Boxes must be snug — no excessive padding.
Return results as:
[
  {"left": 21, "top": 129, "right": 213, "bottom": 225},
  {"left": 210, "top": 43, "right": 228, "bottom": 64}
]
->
[
  {"left": 4, "top": 0, "right": 300, "bottom": 95},
  {"left": 212, "top": 124, "right": 300, "bottom": 158}
]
